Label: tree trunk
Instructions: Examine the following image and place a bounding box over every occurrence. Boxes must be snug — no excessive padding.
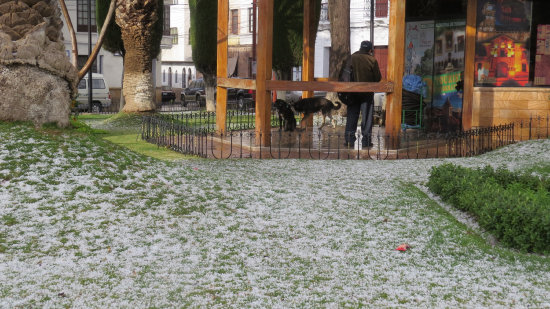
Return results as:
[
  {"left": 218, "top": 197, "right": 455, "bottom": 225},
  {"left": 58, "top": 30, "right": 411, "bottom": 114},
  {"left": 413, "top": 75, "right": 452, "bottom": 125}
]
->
[
  {"left": 119, "top": 23, "right": 155, "bottom": 112},
  {"left": 204, "top": 74, "right": 216, "bottom": 112},
  {"left": 327, "top": 0, "right": 350, "bottom": 113},
  {"left": 115, "top": 0, "right": 158, "bottom": 113},
  {"left": 119, "top": 63, "right": 125, "bottom": 111},
  {"left": 0, "top": 0, "right": 78, "bottom": 127}
]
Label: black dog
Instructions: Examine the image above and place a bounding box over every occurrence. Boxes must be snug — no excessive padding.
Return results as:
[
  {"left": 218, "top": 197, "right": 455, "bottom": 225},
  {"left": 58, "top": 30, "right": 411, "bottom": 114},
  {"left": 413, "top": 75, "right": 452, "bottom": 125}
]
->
[
  {"left": 273, "top": 99, "right": 297, "bottom": 131},
  {"left": 290, "top": 97, "right": 342, "bottom": 129}
]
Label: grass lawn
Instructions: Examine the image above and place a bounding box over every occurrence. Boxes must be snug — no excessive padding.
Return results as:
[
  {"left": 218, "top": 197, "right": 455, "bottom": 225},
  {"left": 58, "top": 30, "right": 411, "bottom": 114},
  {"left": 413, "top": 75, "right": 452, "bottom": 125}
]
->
[{"left": 0, "top": 116, "right": 549, "bottom": 307}]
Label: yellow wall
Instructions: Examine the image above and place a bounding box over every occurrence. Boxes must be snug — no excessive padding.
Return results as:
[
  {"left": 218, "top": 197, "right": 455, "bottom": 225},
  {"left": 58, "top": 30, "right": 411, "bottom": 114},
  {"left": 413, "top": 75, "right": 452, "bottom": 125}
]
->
[{"left": 472, "top": 87, "right": 550, "bottom": 139}]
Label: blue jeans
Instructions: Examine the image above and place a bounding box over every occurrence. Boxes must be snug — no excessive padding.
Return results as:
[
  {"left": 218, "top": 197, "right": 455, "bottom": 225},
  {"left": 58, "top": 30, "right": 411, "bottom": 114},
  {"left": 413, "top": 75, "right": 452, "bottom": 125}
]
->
[{"left": 345, "top": 94, "right": 374, "bottom": 146}]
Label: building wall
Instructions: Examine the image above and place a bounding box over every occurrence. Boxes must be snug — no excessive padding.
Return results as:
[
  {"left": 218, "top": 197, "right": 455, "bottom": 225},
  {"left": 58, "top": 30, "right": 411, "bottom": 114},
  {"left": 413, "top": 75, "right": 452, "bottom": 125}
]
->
[{"left": 473, "top": 87, "right": 550, "bottom": 129}]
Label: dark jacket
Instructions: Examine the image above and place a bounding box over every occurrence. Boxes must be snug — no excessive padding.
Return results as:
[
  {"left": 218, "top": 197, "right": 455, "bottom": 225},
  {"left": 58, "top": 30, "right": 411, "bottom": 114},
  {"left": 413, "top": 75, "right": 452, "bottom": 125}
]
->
[
  {"left": 349, "top": 50, "right": 382, "bottom": 103},
  {"left": 351, "top": 50, "right": 382, "bottom": 83}
]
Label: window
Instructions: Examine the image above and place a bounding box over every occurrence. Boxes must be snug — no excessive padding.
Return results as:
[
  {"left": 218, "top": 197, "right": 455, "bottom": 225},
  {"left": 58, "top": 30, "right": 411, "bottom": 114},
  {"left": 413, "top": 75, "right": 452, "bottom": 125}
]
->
[
  {"left": 92, "top": 79, "right": 105, "bottom": 89},
  {"left": 164, "top": 5, "right": 171, "bottom": 36},
  {"left": 78, "top": 79, "right": 87, "bottom": 90},
  {"left": 375, "top": 0, "right": 388, "bottom": 18},
  {"left": 163, "top": 70, "right": 166, "bottom": 83},
  {"left": 98, "top": 55, "right": 103, "bottom": 74},
  {"left": 248, "top": 8, "right": 254, "bottom": 33},
  {"left": 320, "top": 3, "right": 328, "bottom": 21},
  {"left": 231, "top": 9, "right": 239, "bottom": 35},
  {"left": 175, "top": 70, "right": 178, "bottom": 83},
  {"left": 77, "top": 0, "right": 96, "bottom": 32},
  {"left": 170, "top": 27, "right": 178, "bottom": 45},
  {"left": 77, "top": 55, "right": 98, "bottom": 73}
]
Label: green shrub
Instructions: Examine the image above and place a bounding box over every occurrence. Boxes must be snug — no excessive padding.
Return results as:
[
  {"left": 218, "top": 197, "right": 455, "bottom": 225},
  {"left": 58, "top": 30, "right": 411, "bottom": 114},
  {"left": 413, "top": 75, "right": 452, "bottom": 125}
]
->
[{"left": 428, "top": 164, "right": 550, "bottom": 254}]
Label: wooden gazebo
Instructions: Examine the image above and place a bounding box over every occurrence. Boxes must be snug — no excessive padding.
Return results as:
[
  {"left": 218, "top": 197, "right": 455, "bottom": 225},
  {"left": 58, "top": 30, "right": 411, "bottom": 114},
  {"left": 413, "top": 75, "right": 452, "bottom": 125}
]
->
[{"left": 214, "top": 0, "right": 476, "bottom": 146}]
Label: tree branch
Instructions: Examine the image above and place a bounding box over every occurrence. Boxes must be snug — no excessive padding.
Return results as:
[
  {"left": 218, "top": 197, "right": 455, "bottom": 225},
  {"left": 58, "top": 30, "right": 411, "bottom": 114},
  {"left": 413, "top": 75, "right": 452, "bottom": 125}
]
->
[
  {"left": 59, "top": 0, "right": 78, "bottom": 67},
  {"left": 78, "top": 0, "right": 117, "bottom": 81}
]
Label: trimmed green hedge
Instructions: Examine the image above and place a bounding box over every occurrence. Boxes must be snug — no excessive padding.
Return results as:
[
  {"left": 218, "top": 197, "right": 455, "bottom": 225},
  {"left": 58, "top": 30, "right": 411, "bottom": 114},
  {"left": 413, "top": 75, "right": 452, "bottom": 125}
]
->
[{"left": 427, "top": 164, "right": 550, "bottom": 254}]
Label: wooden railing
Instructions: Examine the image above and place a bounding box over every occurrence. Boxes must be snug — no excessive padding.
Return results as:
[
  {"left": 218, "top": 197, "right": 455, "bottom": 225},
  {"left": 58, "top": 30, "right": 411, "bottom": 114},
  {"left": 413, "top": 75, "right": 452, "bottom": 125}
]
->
[{"left": 217, "top": 77, "right": 394, "bottom": 94}]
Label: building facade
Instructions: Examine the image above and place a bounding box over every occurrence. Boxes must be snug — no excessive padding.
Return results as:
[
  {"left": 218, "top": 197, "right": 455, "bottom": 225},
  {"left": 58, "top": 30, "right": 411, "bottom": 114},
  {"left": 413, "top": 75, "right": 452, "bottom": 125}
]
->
[{"left": 160, "top": 0, "right": 196, "bottom": 92}]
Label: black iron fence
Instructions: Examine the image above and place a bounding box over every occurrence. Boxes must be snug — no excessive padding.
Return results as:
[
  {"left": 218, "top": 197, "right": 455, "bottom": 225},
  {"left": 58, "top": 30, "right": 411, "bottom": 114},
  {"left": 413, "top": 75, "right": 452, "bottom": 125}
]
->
[{"left": 140, "top": 111, "right": 523, "bottom": 160}]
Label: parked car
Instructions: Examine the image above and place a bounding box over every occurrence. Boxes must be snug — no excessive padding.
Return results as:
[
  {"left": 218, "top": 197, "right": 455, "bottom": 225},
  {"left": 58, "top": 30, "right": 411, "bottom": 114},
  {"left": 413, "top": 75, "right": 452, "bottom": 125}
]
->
[
  {"left": 228, "top": 86, "right": 255, "bottom": 109},
  {"left": 181, "top": 78, "right": 254, "bottom": 109},
  {"left": 161, "top": 86, "right": 176, "bottom": 103},
  {"left": 181, "top": 79, "right": 206, "bottom": 107},
  {"left": 76, "top": 73, "right": 112, "bottom": 113}
]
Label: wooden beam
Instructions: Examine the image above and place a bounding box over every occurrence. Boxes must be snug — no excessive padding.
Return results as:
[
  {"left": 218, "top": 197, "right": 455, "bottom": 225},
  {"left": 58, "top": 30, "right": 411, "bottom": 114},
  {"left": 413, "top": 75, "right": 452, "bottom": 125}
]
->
[
  {"left": 385, "top": 0, "right": 406, "bottom": 147},
  {"left": 255, "top": 0, "right": 274, "bottom": 145},
  {"left": 462, "top": 0, "right": 477, "bottom": 130},
  {"left": 217, "top": 77, "right": 256, "bottom": 90},
  {"left": 217, "top": 78, "right": 393, "bottom": 94},
  {"left": 216, "top": 0, "right": 229, "bottom": 133},
  {"left": 302, "top": 0, "right": 316, "bottom": 98},
  {"left": 266, "top": 80, "right": 394, "bottom": 93},
  {"left": 301, "top": 0, "right": 316, "bottom": 127}
]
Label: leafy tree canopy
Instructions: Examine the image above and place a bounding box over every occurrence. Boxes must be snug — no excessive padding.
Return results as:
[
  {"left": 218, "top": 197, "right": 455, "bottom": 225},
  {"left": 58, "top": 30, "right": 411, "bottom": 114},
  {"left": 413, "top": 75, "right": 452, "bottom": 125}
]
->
[{"left": 189, "top": 0, "right": 217, "bottom": 77}]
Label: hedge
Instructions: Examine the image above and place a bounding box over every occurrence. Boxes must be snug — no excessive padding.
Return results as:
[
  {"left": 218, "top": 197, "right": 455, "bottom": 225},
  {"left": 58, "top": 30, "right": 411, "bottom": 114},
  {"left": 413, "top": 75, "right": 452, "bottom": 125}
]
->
[{"left": 427, "top": 164, "right": 550, "bottom": 254}]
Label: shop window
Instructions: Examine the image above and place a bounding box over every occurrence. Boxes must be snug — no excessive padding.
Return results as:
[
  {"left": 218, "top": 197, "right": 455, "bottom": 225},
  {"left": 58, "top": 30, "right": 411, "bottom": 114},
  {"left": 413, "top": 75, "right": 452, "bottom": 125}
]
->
[{"left": 474, "top": 0, "right": 550, "bottom": 87}]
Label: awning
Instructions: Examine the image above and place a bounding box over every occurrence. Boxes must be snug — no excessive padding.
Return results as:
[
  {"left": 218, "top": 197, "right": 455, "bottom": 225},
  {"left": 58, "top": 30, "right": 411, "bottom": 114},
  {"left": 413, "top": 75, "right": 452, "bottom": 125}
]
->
[{"left": 228, "top": 54, "right": 238, "bottom": 77}]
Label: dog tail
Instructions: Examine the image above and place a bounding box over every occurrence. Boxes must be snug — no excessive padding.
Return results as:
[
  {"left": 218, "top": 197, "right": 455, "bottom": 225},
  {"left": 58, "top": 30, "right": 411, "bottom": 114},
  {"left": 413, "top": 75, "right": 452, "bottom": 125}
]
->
[{"left": 333, "top": 101, "right": 342, "bottom": 110}]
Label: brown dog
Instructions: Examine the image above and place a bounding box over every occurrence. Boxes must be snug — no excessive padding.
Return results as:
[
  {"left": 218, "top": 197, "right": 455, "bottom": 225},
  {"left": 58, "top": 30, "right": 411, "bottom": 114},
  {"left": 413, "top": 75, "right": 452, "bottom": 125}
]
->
[{"left": 290, "top": 97, "right": 341, "bottom": 129}]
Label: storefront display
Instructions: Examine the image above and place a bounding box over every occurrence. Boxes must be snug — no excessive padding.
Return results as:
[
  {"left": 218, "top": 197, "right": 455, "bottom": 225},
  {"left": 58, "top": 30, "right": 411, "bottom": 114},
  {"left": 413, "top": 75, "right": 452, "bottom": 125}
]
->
[
  {"left": 405, "top": 20, "right": 435, "bottom": 103},
  {"left": 404, "top": 20, "right": 465, "bottom": 132},
  {"left": 431, "top": 21, "right": 465, "bottom": 132},
  {"left": 534, "top": 24, "right": 550, "bottom": 85},
  {"left": 475, "top": 0, "right": 532, "bottom": 87}
]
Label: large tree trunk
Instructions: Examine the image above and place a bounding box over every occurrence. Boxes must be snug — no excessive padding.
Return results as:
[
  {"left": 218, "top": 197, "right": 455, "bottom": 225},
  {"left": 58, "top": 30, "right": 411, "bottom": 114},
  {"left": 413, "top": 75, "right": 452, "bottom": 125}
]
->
[
  {"left": 120, "top": 25, "right": 155, "bottom": 112},
  {"left": 327, "top": 0, "right": 350, "bottom": 112},
  {"left": 116, "top": 0, "right": 158, "bottom": 113}
]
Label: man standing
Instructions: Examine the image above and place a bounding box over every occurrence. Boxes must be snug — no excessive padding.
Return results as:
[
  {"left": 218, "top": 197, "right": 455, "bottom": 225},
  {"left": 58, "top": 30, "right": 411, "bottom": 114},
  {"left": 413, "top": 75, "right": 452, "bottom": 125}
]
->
[{"left": 344, "top": 40, "right": 382, "bottom": 148}]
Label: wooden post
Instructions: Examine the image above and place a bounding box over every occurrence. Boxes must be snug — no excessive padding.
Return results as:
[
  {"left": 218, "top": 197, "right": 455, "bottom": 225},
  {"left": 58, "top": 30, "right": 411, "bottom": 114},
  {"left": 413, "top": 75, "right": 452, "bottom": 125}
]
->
[
  {"left": 462, "top": 0, "right": 477, "bottom": 130},
  {"left": 255, "top": 0, "right": 274, "bottom": 145},
  {"left": 216, "top": 0, "right": 229, "bottom": 134},
  {"left": 301, "top": 0, "right": 316, "bottom": 128},
  {"left": 385, "top": 0, "right": 405, "bottom": 147}
]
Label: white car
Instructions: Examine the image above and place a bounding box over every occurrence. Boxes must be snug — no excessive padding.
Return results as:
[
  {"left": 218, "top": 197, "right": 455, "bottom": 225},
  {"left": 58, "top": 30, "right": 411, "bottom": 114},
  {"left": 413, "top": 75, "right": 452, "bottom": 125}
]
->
[{"left": 76, "top": 73, "right": 112, "bottom": 113}]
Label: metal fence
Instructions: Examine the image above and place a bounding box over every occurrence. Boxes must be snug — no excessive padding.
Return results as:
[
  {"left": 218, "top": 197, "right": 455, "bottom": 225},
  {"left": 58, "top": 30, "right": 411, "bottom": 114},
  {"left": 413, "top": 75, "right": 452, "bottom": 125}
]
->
[{"left": 141, "top": 111, "right": 522, "bottom": 160}]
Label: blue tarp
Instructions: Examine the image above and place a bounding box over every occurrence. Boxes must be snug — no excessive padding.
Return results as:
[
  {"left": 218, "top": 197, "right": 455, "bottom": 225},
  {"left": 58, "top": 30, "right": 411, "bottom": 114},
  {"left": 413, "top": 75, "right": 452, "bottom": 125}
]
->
[{"left": 402, "top": 75, "right": 426, "bottom": 97}]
